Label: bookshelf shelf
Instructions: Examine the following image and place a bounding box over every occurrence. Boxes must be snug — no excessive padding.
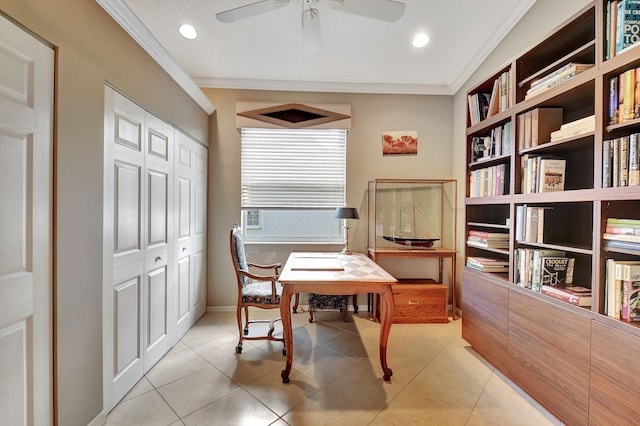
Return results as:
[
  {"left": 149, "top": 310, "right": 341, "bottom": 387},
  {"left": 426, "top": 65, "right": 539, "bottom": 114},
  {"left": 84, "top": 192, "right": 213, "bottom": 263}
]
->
[{"left": 462, "top": 2, "right": 640, "bottom": 423}]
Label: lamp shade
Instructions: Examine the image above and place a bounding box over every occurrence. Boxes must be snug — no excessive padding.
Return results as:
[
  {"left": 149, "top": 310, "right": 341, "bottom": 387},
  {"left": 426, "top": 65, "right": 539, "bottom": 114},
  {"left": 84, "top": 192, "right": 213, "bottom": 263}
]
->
[{"left": 334, "top": 207, "right": 359, "bottom": 220}]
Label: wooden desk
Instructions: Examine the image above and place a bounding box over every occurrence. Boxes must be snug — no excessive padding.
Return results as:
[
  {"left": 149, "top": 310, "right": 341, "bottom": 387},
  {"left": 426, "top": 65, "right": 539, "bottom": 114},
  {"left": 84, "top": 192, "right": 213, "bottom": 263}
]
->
[{"left": 278, "top": 252, "right": 397, "bottom": 383}]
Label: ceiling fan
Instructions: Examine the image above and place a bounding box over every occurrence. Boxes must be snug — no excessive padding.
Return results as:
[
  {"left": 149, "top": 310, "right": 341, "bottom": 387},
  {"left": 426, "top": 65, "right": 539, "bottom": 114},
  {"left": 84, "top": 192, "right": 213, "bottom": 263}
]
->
[{"left": 216, "top": 0, "right": 406, "bottom": 52}]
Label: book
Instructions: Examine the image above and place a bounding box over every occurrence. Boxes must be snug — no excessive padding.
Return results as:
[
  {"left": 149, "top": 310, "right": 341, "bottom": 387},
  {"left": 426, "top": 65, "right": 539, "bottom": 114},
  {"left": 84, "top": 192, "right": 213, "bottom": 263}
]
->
[
  {"left": 541, "top": 285, "right": 592, "bottom": 307},
  {"left": 466, "top": 257, "right": 510, "bottom": 273},
  {"left": 538, "top": 158, "right": 566, "bottom": 192},
  {"left": 603, "top": 139, "right": 612, "bottom": 188},
  {"left": 616, "top": 0, "right": 640, "bottom": 55},
  {"left": 608, "top": 217, "right": 640, "bottom": 226},
  {"left": 541, "top": 256, "right": 574, "bottom": 288},
  {"left": 467, "top": 230, "right": 509, "bottom": 239},
  {"left": 530, "top": 108, "right": 563, "bottom": 147},
  {"left": 630, "top": 133, "right": 639, "bottom": 185},
  {"left": 605, "top": 225, "right": 640, "bottom": 235},
  {"left": 525, "top": 64, "right": 593, "bottom": 99},
  {"left": 604, "top": 239, "right": 640, "bottom": 251},
  {"left": 603, "top": 232, "right": 640, "bottom": 243},
  {"left": 620, "top": 135, "right": 630, "bottom": 186},
  {"left": 613, "top": 137, "right": 620, "bottom": 187},
  {"left": 622, "top": 69, "right": 636, "bottom": 121},
  {"left": 609, "top": 76, "right": 619, "bottom": 124},
  {"left": 621, "top": 263, "right": 640, "bottom": 321},
  {"left": 530, "top": 250, "right": 566, "bottom": 292}
]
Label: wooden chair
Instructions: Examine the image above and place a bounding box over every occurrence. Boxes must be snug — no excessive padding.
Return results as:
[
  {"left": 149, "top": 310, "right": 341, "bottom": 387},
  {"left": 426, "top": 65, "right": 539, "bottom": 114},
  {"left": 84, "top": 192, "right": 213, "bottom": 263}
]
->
[{"left": 229, "top": 224, "right": 298, "bottom": 354}]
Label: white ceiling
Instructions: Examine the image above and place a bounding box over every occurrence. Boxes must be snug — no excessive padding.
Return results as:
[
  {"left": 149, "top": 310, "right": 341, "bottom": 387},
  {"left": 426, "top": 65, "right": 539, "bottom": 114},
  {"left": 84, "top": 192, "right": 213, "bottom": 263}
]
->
[{"left": 99, "top": 0, "right": 537, "bottom": 113}]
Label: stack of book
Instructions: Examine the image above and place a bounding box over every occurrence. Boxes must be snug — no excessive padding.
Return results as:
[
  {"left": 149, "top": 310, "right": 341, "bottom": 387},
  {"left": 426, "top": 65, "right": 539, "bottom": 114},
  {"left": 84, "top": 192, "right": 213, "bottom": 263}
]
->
[
  {"left": 605, "top": 259, "right": 640, "bottom": 321},
  {"left": 603, "top": 217, "right": 640, "bottom": 252},
  {"left": 520, "top": 156, "right": 566, "bottom": 194},
  {"left": 605, "top": 0, "right": 640, "bottom": 60},
  {"left": 466, "top": 230, "right": 509, "bottom": 249},
  {"left": 515, "top": 248, "right": 574, "bottom": 292},
  {"left": 515, "top": 205, "right": 553, "bottom": 243},
  {"left": 468, "top": 69, "right": 512, "bottom": 125},
  {"left": 524, "top": 63, "right": 593, "bottom": 100},
  {"left": 517, "top": 108, "right": 563, "bottom": 151},
  {"left": 549, "top": 115, "right": 595, "bottom": 142},
  {"left": 468, "top": 164, "right": 507, "bottom": 198},
  {"left": 541, "top": 285, "right": 592, "bottom": 307},
  {"left": 471, "top": 121, "right": 513, "bottom": 163},
  {"left": 465, "top": 256, "right": 509, "bottom": 273},
  {"left": 602, "top": 134, "right": 640, "bottom": 188}
]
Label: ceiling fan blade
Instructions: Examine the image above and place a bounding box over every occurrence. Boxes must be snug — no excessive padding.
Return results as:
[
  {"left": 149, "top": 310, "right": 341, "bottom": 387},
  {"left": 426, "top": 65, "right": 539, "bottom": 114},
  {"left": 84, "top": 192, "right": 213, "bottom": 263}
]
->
[
  {"left": 328, "top": 0, "right": 406, "bottom": 22},
  {"left": 216, "top": 0, "right": 289, "bottom": 23},
  {"left": 302, "top": 8, "right": 321, "bottom": 54}
]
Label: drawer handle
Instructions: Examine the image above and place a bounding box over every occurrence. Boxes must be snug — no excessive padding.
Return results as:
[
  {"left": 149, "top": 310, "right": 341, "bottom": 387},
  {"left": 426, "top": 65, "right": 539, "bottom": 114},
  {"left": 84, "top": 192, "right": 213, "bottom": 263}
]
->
[
  {"left": 155, "top": 256, "right": 161, "bottom": 262},
  {"left": 182, "top": 247, "right": 187, "bottom": 252},
  {"left": 408, "top": 301, "right": 420, "bottom": 305}
]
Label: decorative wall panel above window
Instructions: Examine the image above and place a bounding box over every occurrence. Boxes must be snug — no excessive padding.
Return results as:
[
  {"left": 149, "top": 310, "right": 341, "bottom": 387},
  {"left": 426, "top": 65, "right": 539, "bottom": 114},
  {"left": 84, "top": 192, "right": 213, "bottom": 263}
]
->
[{"left": 236, "top": 102, "right": 351, "bottom": 129}]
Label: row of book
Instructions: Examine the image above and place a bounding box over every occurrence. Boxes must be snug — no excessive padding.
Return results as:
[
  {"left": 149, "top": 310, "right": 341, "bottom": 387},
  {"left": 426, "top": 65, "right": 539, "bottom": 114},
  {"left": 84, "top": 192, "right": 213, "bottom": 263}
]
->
[
  {"left": 605, "top": 259, "right": 640, "bottom": 321},
  {"left": 514, "top": 248, "right": 575, "bottom": 294},
  {"left": 470, "top": 121, "right": 513, "bottom": 163},
  {"left": 515, "top": 205, "right": 551, "bottom": 244},
  {"left": 468, "top": 164, "right": 507, "bottom": 198},
  {"left": 608, "top": 67, "right": 640, "bottom": 124},
  {"left": 520, "top": 155, "right": 566, "bottom": 194},
  {"left": 549, "top": 115, "right": 595, "bottom": 142},
  {"left": 524, "top": 63, "right": 593, "bottom": 100},
  {"left": 602, "top": 134, "right": 640, "bottom": 187},
  {"left": 517, "top": 108, "right": 562, "bottom": 152},
  {"left": 465, "top": 256, "right": 509, "bottom": 273},
  {"left": 604, "top": 218, "right": 640, "bottom": 252},
  {"left": 466, "top": 230, "right": 509, "bottom": 250},
  {"left": 468, "top": 69, "right": 512, "bottom": 126},
  {"left": 605, "top": 0, "right": 640, "bottom": 60}
]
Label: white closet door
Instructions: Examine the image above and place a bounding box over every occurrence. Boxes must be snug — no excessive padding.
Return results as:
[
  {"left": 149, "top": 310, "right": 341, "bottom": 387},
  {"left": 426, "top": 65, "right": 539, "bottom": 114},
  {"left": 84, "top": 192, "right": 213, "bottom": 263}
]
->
[
  {"left": 174, "top": 132, "right": 207, "bottom": 341},
  {"left": 104, "top": 89, "right": 146, "bottom": 411},
  {"left": 142, "top": 114, "right": 173, "bottom": 371},
  {"left": 0, "top": 15, "right": 54, "bottom": 425}
]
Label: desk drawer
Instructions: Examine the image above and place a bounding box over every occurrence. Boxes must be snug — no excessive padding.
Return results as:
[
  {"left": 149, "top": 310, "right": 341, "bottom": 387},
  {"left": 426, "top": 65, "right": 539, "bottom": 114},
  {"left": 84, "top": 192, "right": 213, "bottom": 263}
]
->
[{"left": 393, "top": 283, "right": 448, "bottom": 324}]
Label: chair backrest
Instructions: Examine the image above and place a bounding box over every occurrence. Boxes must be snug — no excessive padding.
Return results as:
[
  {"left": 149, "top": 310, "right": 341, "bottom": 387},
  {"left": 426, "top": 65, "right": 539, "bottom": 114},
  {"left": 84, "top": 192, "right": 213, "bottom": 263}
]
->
[{"left": 230, "top": 224, "right": 249, "bottom": 287}]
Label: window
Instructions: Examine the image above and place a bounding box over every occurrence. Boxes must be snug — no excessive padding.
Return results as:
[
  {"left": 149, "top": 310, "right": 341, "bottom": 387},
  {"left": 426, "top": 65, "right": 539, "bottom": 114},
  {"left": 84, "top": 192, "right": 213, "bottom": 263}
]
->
[{"left": 240, "top": 128, "right": 347, "bottom": 243}]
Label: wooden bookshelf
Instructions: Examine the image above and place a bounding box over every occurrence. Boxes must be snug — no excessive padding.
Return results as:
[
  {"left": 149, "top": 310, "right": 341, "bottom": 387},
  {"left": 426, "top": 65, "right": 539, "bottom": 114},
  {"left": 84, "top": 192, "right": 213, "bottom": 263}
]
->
[{"left": 462, "top": 2, "right": 640, "bottom": 423}]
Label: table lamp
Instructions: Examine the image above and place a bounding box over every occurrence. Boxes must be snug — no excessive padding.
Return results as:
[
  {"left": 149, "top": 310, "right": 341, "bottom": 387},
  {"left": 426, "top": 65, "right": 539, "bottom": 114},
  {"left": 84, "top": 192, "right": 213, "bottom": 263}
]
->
[{"left": 334, "top": 207, "right": 359, "bottom": 254}]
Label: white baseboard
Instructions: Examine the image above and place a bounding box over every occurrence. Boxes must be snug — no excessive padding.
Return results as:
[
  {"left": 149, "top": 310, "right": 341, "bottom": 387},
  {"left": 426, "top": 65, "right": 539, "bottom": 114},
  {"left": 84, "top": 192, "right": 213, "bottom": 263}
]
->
[{"left": 88, "top": 412, "right": 106, "bottom": 426}]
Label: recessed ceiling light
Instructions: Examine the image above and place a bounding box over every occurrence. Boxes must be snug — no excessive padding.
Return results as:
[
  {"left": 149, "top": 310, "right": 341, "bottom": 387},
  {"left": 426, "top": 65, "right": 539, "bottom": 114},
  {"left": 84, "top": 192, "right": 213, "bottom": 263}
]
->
[
  {"left": 412, "top": 33, "right": 429, "bottom": 48},
  {"left": 179, "top": 24, "right": 198, "bottom": 40}
]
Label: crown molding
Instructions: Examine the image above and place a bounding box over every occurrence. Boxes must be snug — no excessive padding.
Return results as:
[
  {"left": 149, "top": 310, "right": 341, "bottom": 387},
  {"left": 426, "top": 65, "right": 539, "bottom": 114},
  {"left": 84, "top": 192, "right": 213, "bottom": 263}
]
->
[
  {"left": 194, "top": 77, "right": 454, "bottom": 96},
  {"left": 96, "top": 0, "right": 216, "bottom": 114}
]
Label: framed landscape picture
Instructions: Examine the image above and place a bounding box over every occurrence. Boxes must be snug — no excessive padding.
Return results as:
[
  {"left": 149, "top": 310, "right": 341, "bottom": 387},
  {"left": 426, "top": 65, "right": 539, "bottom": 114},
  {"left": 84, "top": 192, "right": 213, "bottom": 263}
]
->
[{"left": 382, "top": 131, "right": 418, "bottom": 155}]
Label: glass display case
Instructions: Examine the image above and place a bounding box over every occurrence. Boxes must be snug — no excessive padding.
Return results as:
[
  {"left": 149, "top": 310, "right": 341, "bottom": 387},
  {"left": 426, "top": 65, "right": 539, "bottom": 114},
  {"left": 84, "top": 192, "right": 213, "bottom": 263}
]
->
[
  {"left": 367, "top": 179, "right": 457, "bottom": 252},
  {"left": 366, "top": 179, "right": 458, "bottom": 322}
]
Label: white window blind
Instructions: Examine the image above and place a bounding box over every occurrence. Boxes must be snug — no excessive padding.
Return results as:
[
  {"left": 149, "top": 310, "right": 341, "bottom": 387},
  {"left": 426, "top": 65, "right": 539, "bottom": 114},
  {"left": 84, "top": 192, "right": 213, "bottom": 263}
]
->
[{"left": 241, "top": 128, "right": 346, "bottom": 209}]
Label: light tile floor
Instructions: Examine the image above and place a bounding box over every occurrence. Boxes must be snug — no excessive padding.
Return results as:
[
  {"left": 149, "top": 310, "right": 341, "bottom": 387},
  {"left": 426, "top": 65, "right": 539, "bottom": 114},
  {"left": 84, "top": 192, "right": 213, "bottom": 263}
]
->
[{"left": 106, "top": 309, "right": 562, "bottom": 426}]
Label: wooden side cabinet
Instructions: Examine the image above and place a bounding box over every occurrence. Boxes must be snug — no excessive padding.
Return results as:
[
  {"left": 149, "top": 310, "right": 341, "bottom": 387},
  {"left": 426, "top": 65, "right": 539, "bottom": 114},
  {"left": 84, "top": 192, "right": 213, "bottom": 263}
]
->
[{"left": 368, "top": 248, "right": 456, "bottom": 323}]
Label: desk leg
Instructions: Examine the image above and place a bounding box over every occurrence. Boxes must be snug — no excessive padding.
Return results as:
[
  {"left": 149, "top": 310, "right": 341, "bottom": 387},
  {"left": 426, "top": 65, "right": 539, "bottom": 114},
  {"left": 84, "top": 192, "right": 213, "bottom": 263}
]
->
[
  {"left": 379, "top": 285, "right": 394, "bottom": 381},
  {"left": 280, "top": 286, "right": 293, "bottom": 383}
]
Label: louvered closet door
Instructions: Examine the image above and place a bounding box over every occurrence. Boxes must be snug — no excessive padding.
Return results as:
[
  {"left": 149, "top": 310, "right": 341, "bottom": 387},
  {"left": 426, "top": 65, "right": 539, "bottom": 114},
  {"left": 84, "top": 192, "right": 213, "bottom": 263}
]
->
[{"left": 174, "top": 131, "right": 207, "bottom": 340}]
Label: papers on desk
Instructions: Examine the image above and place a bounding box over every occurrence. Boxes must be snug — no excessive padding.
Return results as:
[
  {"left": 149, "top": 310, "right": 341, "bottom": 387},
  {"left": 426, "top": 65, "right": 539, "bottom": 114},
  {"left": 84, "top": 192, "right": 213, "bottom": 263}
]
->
[{"left": 290, "top": 255, "right": 344, "bottom": 271}]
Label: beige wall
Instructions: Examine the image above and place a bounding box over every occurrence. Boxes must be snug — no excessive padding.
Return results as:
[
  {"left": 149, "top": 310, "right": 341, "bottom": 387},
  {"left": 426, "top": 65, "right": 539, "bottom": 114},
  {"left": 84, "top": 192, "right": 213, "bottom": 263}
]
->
[
  {"left": 452, "top": 0, "right": 592, "bottom": 285},
  {"left": 0, "top": 1, "right": 209, "bottom": 425},
  {"left": 203, "top": 88, "right": 453, "bottom": 307}
]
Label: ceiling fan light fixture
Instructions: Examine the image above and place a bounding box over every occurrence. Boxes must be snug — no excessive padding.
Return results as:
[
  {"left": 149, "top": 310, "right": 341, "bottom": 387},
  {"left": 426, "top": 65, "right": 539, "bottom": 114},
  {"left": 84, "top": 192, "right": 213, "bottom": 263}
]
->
[
  {"left": 178, "top": 24, "right": 198, "bottom": 40},
  {"left": 412, "top": 33, "right": 429, "bottom": 48}
]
